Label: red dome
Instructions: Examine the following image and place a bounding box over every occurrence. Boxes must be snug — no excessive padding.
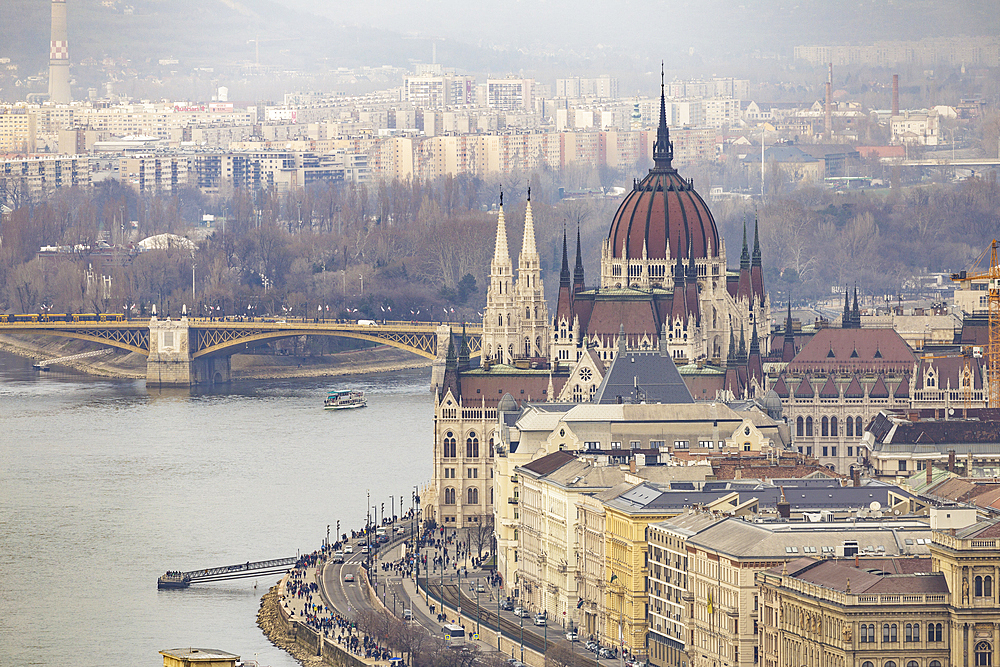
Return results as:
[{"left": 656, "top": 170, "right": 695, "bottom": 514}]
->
[{"left": 607, "top": 169, "right": 720, "bottom": 261}]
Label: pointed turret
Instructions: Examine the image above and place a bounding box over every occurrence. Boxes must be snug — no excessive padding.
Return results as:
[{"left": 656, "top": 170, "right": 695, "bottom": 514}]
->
[
  {"left": 842, "top": 287, "right": 851, "bottom": 328},
  {"left": 750, "top": 215, "right": 765, "bottom": 306},
  {"left": 440, "top": 331, "right": 461, "bottom": 400},
  {"left": 556, "top": 228, "right": 573, "bottom": 325},
  {"left": 748, "top": 319, "right": 763, "bottom": 388},
  {"left": 685, "top": 235, "right": 700, "bottom": 326},
  {"left": 782, "top": 301, "right": 796, "bottom": 362},
  {"left": 515, "top": 191, "right": 548, "bottom": 360},
  {"left": 573, "top": 224, "right": 585, "bottom": 294},
  {"left": 651, "top": 63, "right": 675, "bottom": 172},
  {"left": 737, "top": 217, "right": 752, "bottom": 303},
  {"left": 671, "top": 246, "right": 687, "bottom": 325},
  {"left": 484, "top": 190, "right": 516, "bottom": 364},
  {"left": 737, "top": 323, "right": 747, "bottom": 363},
  {"left": 851, "top": 285, "right": 861, "bottom": 328}
]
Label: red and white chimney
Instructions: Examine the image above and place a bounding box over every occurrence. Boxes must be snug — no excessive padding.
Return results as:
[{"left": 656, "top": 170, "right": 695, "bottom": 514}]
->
[{"left": 48, "top": 0, "right": 71, "bottom": 103}]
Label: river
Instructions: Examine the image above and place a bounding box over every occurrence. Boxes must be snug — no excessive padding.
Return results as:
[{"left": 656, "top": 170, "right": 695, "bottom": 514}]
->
[{"left": 0, "top": 350, "right": 433, "bottom": 667}]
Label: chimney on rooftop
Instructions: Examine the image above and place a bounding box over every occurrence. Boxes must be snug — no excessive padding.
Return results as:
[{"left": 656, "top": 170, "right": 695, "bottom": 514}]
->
[
  {"left": 777, "top": 486, "right": 791, "bottom": 519},
  {"left": 926, "top": 461, "right": 933, "bottom": 484},
  {"left": 851, "top": 467, "right": 861, "bottom": 487},
  {"left": 892, "top": 74, "right": 899, "bottom": 116},
  {"left": 948, "top": 449, "right": 956, "bottom": 473},
  {"left": 825, "top": 63, "right": 833, "bottom": 139}
]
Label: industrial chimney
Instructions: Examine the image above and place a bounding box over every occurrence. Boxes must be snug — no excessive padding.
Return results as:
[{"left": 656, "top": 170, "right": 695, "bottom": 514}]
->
[
  {"left": 48, "top": 0, "right": 71, "bottom": 103},
  {"left": 824, "top": 63, "right": 832, "bottom": 140},
  {"left": 892, "top": 74, "right": 899, "bottom": 116}
]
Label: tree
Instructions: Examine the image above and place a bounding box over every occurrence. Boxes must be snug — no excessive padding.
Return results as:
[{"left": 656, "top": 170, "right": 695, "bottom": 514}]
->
[{"left": 468, "top": 513, "right": 495, "bottom": 559}]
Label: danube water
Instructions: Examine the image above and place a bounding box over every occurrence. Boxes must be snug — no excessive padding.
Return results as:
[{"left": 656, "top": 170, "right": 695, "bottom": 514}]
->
[{"left": 0, "top": 350, "right": 432, "bottom": 667}]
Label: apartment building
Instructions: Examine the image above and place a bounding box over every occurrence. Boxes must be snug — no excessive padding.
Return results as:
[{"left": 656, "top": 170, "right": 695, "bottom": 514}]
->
[{"left": 0, "top": 107, "right": 37, "bottom": 153}]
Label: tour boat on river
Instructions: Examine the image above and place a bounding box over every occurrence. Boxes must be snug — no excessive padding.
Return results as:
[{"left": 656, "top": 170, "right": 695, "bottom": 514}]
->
[{"left": 323, "top": 389, "right": 367, "bottom": 410}]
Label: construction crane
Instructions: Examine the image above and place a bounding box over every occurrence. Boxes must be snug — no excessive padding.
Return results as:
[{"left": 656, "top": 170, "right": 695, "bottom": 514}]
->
[{"left": 951, "top": 239, "right": 1000, "bottom": 408}]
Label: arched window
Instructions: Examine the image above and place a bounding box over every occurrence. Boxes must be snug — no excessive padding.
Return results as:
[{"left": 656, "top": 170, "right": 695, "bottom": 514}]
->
[
  {"left": 862, "top": 663, "right": 874, "bottom": 667},
  {"left": 489, "top": 437, "right": 495, "bottom": 458},
  {"left": 883, "top": 624, "right": 897, "bottom": 643},
  {"left": 536, "top": 336, "right": 542, "bottom": 354},
  {"left": 508, "top": 345, "right": 514, "bottom": 361},
  {"left": 885, "top": 662, "right": 897, "bottom": 667},
  {"left": 847, "top": 417, "right": 854, "bottom": 437},
  {"left": 498, "top": 314, "right": 503, "bottom": 327},
  {"left": 986, "top": 576, "right": 994, "bottom": 597},
  {"left": 444, "top": 432, "right": 457, "bottom": 458},
  {"left": 444, "top": 488, "right": 455, "bottom": 504},
  {"left": 831, "top": 416, "right": 838, "bottom": 437},
  {"left": 806, "top": 416, "right": 814, "bottom": 437},
  {"left": 524, "top": 337, "right": 531, "bottom": 357},
  {"left": 797, "top": 416, "right": 804, "bottom": 437},
  {"left": 931, "top": 661, "right": 942, "bottom": 667},
  {"left": 572, "top": 385, "right": 582, "bottom": 403},
  {"left": 822, "top": 416, "right": 829, "bottom": 436},
  {"left": 526, "top": 308, "right": 530, "bottom": 319},
  {"left": 856, "top": 416, "right": 863, "bottom": 435},
  {"left": 466, "top": 433, "right": 479, "bottom": 458},
  {"left": 906, "top": 623, "right": 920, "bottom": 642},
  {"left": 468, "top": 487, "right": 479, "bottom": 505},
  {"left": 977, "top": 642, "right": 993, "bottom": 667},
  {"left": 977, "top": 575, "right": 984, "bottom": 597},
  {"left": 908, "top": 661, "right": 919, "bottom": 667},
  {"left": 929, "top": 623, "right": 943, "bottom": 642},
  {"left": 506, "top": 313, "right": 511, "bottom": 327}
]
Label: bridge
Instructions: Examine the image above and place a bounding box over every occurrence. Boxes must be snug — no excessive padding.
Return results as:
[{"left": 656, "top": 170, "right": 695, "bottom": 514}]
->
[
  {"left": 0, "top": 317, "right": 482, "bottom": 387},
  {"left": 157, "top": 556, "right": 299, "bottom": 589}
]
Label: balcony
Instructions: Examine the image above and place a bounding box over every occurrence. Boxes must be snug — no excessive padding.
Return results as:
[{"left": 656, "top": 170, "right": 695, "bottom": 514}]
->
[{"left": 508, "top": 497, "right": 519, "bottom": 505}]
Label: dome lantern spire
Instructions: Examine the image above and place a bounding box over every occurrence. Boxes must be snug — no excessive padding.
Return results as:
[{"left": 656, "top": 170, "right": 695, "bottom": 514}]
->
[{"left": 652, "top": 62, "right": 674, "bottom": 172}]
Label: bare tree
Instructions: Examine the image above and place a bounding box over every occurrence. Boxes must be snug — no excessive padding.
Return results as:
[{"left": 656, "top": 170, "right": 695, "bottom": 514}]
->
[{"left": 468, "top": 514, "right": 495, "bottom": 559}]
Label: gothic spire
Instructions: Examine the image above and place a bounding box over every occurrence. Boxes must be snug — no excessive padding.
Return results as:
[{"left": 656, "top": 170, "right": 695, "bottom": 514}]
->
[
  {"left": 843, "top": 287, "right": 850, "bottom": 326},
  {"left": 785, "top": 300, "right": 795, "bottom": 342},
  {"left": 493, "top": 192, "right": 511, "bottom": 269},
  {"left": 749, "top": 318, "right": 760, "bottom": 356},
  {"left": 573, "top": 223, "right": 585, "bottom": 289},
  {"left": 521, "top": 194, "right": 538, "bottom": 259},
  {"left": 738, "top": 323, "right": 747, "bottom": 362},
  {"left": 728, "top": 318, "right": 737, "bottom": 362},
  {"left": 652, "top": 61, "right": 674, "bottom": 171},
  {"left": 560, "top": 228, "right": 571, "bottom": 288},
  {"left": 740, "top": 217, "right": 751, "bottom": 271},
  {"left": 751, "top": 214, "right": 762, "bottom": 268},
  {"left": 852, "top": 284, "right": 861, "bottom": 327}
]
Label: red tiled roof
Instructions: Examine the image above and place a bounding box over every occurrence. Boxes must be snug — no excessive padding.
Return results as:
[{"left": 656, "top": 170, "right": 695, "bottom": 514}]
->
[
  {"left": 773, "top": 375, "right": 790, "bottom": 398},
  {"left": 916, "top": 357, "right": 984, "bottom": 390},
  {"left": 893, "top": 375, "right": 909, "bottom": 398},
  {"left": 819, "top": 375, "right": 839, "bottom": 398},
  {"left": 796, "top": 376, "right": 814, "bottom": 398},
  {"left": 787, "top": 329, "right": 916, "bottom": 375},
  {"left": 868, "top": 374, "right": 889, "bottom": 398},
  {"left": 844, "top": 375, "right": 865, "bottom": 398}
]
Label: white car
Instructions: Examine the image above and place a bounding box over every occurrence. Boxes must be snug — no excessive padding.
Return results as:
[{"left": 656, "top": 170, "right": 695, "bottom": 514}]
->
[
  {"left": 566, "top": 631, "right": 578, "bottom": 642},
  {"left": 344, "top": 546, "right": 354, "bottom": 554}
]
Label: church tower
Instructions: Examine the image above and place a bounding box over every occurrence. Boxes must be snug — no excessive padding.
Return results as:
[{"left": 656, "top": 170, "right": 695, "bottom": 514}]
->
[
  {"left": 515, "top": 191, "right": 549, "bottom": 359},
  {"left": 483, "top": 193, "right": 518, "bottom": 364}
]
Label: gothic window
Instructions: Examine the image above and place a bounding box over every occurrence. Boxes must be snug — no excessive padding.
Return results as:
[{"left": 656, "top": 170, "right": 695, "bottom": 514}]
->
[
  {"left": 468, "top": 487, "right": 479, "bottom": 504},
  {"left": 797, "top": 416, "right": 804, "bottom": 437},
  {"left": 806, "top": 417, "right": 814, "bottom": 437},
  {"left": 466, "top": 433, "right": 479, "bottom": 458},
  {"left": 526, "top": 308, "right": 530, "bottom": 319},
  {"left": 713, "top": 307, "right": 717, "bottom": 329},
  {"left": 572, "top": 385, "right": 583, "bottom": 403},
  {"left": 489, "top": 487, "right": 494, "bottom": 505},
  {"left": 508, "top": 345, "right": 514, "bottom": 360},
  {"left": 580, "top": 368, "right": 593, "bottom": 382},
  {"left": 489, "top": 437, "right": 494, "bottom": 458},
  {"left": 589, "top": 385, "right": 597, "bottom": 400},
  {"left": 486, "top": 345, "right": 492, "bottom": 360},
  {"left": 831, "top": 416, "right": 838, "bottom": 437},
  {"left": 847, "top": 417, "right": 854, "bottom": 437},
  {"left": 536, "top": 336, "right": 542, "bottom": 354},
  {"left": 977, "top": 642, "right": 992, "bottom": 667},
  {"left": 822, "top": 416, "right": 829, "bottom": 437},
  {"left": 499, "top": 315, "right": 503, "bottom": 327},
  {"left": 444, "top": 487, "right": 456, "bottom": 504},
  {"left": 506, "top": 313, "right": 511, "bottom": 327},
  {"left": 856, "top": 416, "right": 863, "bottom": 435},
  {"left": 443, "top": 432, "right": 457, "bottom": 458},
  {"left": 524, "top": 338, "right": 531, "bottom": 357}
]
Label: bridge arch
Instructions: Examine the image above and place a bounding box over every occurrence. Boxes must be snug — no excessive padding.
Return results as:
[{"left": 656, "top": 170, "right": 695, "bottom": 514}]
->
[{"left": 0, "top": 326, "right": 150, "bottom": 355}]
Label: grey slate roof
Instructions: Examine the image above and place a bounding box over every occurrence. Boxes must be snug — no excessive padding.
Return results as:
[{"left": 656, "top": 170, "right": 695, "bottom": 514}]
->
[{"left": 592, "top": 350, "right": 694, "bottom": 405}]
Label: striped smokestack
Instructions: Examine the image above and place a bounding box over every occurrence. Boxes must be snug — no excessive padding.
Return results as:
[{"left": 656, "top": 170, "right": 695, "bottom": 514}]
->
[{"left": 48, "top": 0, "right": 71, "bottom": 103}]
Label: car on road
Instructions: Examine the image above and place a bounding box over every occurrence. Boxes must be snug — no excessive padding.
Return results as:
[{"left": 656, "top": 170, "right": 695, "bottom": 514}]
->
[
  {"left": 513, "top": 607, "right": 531, "bottom": 618},
  {"left": 566, "top": 631, "right": 578, "bottom": 642},
  {"left": 507, "top": 660, "right": 524, "bottom": 667},
  {"left": 533, "top": 613, "right": 546, "bottom": 626},
  {"left": 476, "top": 583, "right": 486, "bottom": 593},
  {"left": 332, "top": 551, "right": 344, "bottom": 563},
  {"left": 344, "top": 573, "right": 355, "bottom": 582},
  {"left": 361, "top": 545, "right": 369, "bottom": 553},
  {"left": 396, "top": 527, "right": 406, "bottom": 535},
  {"left": 345, "top": 546, "right": 354, "bottom": 554},
  {"left": 599, "top": 647, "right": 615, "bottom": 659},
  {"left": 585, "top": 641, "right": 599, "bottom": 653},
  {"left": 403, "top": 609, "right": 413, "bottom": 621}
]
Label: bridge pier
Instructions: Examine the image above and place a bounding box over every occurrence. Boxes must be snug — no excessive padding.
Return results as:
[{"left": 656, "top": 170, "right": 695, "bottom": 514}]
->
[
  {"left": 147, "top": 316, "right": 230, "bottom": 387},
  {"left": 429, "top": 324, "right": 452, "bottom": 392}
]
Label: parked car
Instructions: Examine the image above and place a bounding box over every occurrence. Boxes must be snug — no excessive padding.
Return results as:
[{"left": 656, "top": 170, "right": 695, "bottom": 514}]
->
[
  {"left": 566, "top": 631, "right": 578, "bottom": 642},
  {"left": 533, "top": 613, "right": 546, "bottom": 626},
  {"left": 513, "top": 607, "right": 531, "bottom": 618},
  {"left": 500, "top": 598, "right": 515, "bottom": 611},
  {"left": 599, "top": 647, "right": 615, "bottom": 659},
  {"left": 585, "top": 641, "right": 599, "bottom": 653}
]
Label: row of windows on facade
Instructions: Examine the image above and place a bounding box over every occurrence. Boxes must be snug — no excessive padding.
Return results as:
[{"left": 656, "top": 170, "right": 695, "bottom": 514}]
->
[
  {"left": 584, "top": 440, "right": 724, "bottom": 450},
  {"left": 442, "top": 467, "right": 493, "bottom": 479},
  {"left": 858, "top": 660, "right": 943, "bottom": 667},
  {"left": 858, "top": 647, "right": 992, "bottom": 667},
  {"left": 441, "top": 487, "right": 493, "bottom": 505},
  {"left": 442, "top": 432, "right": 494, "bottom": 458},
  {"left": 795, "top": 415, "right": 865, "bottom": 438},
  {"left": 858, "top": 623, "right": 945, "bottom": 643},
  {"left": 796, "top": 445, "right": 860, "bottom": 458}
]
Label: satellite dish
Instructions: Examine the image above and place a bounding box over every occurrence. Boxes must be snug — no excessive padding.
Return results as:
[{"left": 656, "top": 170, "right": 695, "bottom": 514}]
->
[
  {"left": 870, "top": 501, "right": 882, "bottom": 512},
  {"left": 893, "top": 509, "right": 901, "bottom": 515}
]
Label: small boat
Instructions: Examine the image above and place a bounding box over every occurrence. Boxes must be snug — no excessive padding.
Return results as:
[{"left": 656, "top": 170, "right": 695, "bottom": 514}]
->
[
  {"left": 157, "top": 571, "right": 191, "bottom": 589},
  {"left": 324, "top": 389, "right": 367, "bottom": 410}
]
